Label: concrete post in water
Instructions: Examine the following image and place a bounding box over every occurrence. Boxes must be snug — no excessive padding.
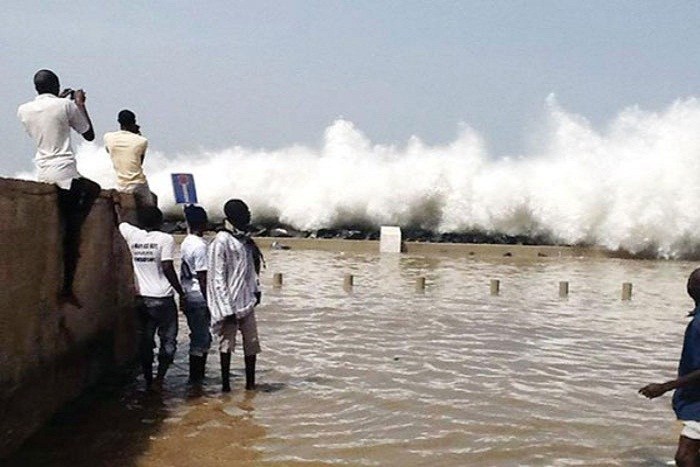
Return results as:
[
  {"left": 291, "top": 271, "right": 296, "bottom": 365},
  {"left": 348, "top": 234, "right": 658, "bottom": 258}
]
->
[
  {"left": 380, "top": 226, "right": 402, "bottom": 253},
  {"left": 622, "top": 282, "right": 633, "bottom": 300},
  {"left": 344, "top": 273, "right": 354, "bottom": 291},
  {"left": 490, "top": 279, "right": 500, "bottom": 296},
  {"left": 415, "top": 276, "right": 426, "bottom": 293},
  {"left": 273, "top": 272, "right": 283, "bottom": 288},
  {"left": 559, "top": 281, "right": 569, "bottom": 298}
]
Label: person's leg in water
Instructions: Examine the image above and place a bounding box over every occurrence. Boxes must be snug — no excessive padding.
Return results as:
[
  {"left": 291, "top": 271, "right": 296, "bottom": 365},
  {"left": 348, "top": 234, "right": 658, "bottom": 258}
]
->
[
  {"left": 219, "top": 316, "right": 236, "bottom": 392},
  {"left": 240, "top": 312, "right": 261, "bottom": 391},
  {"left": 184, "top": 299, "right": 211, "bottom": 384},
  {"left": 136, "top": 299, "right": 157, "bottom": 388},
  {"left": 244, "top": 355, "right": 256, "bottom": 391},
  {"left": 220, "top": 351, "right": 232, "bottom": 392},
  {"left": 57, "top": 177, "right": 101, "bottom": 304},
  {"left": 154, "top": 297, "right": 178, "bottom": 385},
  {"left": 675, "top": 435, "right": 700, "bottom": 466}
]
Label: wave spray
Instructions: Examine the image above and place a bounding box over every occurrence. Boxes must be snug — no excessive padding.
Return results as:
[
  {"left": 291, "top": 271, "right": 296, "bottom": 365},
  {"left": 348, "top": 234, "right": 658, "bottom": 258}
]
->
[{"left": 54, "top": 97, "right": 700, "bottom": 258}]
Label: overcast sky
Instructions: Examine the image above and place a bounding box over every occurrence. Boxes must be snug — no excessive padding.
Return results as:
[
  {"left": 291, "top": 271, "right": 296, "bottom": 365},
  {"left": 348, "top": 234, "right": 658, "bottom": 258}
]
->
[{"left": 2, "top": 0, "right": 700, "bottom": 175}]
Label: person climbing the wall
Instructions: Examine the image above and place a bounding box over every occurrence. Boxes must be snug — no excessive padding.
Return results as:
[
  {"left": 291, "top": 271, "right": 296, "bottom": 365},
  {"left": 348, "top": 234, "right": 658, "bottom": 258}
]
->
[{"left": 17, "top": 69, "right": 100, "bottom": 306}]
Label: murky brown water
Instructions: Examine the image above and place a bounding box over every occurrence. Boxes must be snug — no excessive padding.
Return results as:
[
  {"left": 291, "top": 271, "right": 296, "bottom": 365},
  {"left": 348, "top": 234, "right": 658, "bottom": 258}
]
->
[{"left": 8, "top": 250, "right": 694, "bottom": 466}]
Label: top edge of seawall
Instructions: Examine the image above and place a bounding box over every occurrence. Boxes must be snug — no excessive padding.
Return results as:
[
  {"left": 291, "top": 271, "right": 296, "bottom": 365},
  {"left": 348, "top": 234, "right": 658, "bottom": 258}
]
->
[
  {"left": 0, "top": 177, "right": 114, "bottom": 199},
  {"left": 0, "top": 177, "right": 58, "bottom": 195}
]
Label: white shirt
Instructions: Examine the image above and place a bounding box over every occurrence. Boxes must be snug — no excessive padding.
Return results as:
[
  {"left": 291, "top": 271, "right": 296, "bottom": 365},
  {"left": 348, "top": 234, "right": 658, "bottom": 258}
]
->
[
  {"left": 104, "top": 130, "right": 149, "bottom": 191},
  {"left": 119, "top": 222, "right": 176, "bottom": 298},
  {"left": 180, "top": 234, "right": 208, "bottom": 301},
  {"left": 207, "top": 231, "right": 259, "bottom": 332},
  {"left": 17, "top": 94, "right": 90, "bottom": 189}
]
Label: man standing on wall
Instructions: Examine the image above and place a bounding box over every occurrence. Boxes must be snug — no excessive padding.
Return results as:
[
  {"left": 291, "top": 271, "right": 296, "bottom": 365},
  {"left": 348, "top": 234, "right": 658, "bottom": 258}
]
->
[
  {"left": 119, "top": 206, "right": 187, "bottom": 389},
  {"left": 181, "top": 205, "right": 212, "bottom": 385},
  {"left": 104, "top": 110, "right": 157, "bottom": 210},
  {"left": 17, "top": 69, "right": 100, "bottom": 305},
  {"left": 208, "top": 199, "right": 263, "bottom": 392}
]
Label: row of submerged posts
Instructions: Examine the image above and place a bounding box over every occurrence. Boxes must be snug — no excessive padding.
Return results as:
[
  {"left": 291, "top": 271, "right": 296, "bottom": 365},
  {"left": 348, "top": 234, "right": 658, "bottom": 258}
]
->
[
  {"left": 489, "top": 279, "right": 633, "bottom": 300},
  {"left": 270, "top": 273, "right": 635, "bottom": 300},
  {"left": 269, "top": 227, "right": 636, "bottom": 300}
]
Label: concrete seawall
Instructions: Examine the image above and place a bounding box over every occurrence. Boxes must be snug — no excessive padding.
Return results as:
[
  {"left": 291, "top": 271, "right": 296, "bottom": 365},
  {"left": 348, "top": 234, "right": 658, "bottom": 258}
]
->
[{"left": 0, "top": 178, "right": 137, "bottom": 458}]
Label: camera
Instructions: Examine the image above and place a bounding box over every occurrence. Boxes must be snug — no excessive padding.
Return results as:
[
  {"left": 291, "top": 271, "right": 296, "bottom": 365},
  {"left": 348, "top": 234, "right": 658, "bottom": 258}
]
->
[{"left": 61, "top": 88, "right": 75, "bottom": 100}]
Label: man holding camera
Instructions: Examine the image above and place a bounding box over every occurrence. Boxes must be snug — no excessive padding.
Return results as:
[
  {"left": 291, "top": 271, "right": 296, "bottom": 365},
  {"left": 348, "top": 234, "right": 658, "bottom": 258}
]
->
[{"left": 17, "top": 69, "right": 100, "bottom": 305}]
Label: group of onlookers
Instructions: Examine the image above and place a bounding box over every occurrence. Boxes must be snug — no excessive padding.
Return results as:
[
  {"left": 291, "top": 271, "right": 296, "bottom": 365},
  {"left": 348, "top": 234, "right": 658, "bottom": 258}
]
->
[
  {"left": 117, "top": 200, "right": 262, "bottom": 392},
  {"left": 18, "top": 69, "right": 262, "bottom": 392}
]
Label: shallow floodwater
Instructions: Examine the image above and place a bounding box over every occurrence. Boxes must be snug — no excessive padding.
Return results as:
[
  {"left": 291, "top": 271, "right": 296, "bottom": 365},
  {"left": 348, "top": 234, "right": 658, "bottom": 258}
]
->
[{"left": 8, "top": 249, "right": 695, "bottom": 466}]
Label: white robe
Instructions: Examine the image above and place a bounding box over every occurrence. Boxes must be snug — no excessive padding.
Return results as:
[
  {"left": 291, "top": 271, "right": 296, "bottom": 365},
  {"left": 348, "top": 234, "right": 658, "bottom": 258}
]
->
[{"left": 206, "top": 231, "right": 259, "bottom": 334}]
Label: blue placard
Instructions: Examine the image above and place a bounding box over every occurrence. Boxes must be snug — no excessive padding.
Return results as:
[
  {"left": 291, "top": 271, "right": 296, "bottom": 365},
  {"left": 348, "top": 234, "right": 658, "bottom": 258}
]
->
[{"left": 171, "top": 173, "right": 198, "bottom": 204}]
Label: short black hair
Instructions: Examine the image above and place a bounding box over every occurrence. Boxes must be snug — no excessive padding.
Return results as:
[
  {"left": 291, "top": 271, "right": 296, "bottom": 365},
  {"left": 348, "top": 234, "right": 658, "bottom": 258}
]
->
[
  {"left": 118, "top": 109, "right": 136, "bottom": 125},
  {"left": 184, "top": 205, "right": 208, "bottom": 230},
  {"left": 224, "top": 199, "right": 251, "bottom": 230},
  {"left": 34, "top": 69, "right": 59, "bottom": 95},
  {"left": 138, "top": 206, "right": 163, "bottom": 230},
  {"left": 688, "top": 268, "right": 700, "bottom": 304}
]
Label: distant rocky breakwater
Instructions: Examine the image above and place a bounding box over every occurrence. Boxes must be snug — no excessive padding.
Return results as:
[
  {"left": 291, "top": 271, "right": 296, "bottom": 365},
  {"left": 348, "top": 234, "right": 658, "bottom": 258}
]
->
[
  {"left": 162, "top": 220, "right": 560, "bottom": 247},
  {"left": 162, "top": 220, "right": 689, "bottom": 260}
]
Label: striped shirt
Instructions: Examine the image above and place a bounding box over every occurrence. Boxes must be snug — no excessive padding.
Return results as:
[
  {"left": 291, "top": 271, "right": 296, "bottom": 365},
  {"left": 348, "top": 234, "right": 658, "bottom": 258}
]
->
[{"left": 207, "top": 230, "right": 259, "bottom": 333}]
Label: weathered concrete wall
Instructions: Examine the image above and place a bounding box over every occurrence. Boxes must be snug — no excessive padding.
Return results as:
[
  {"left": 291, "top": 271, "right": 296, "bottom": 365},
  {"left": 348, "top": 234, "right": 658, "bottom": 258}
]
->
[{"left": 0, "top": 178, "right": 137, "bottom": 458}]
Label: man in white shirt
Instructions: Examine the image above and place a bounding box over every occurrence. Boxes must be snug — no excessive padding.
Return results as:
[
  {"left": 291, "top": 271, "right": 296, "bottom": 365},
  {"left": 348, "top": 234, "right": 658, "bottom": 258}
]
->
[
  {"left": 119, "top": 206, "right": 186, "bottom": 389},
  {"left": 180, "top": 205, "right": 212, "bottom": 384},
  {"left": 208, "top": 199, "right": 263, "bottom": 391},
  {"left": 17, "top": 69, "right": 100, "bottom": 305},
  {"left": 104, "top": 110, "right": 157, "bottom": 209}
]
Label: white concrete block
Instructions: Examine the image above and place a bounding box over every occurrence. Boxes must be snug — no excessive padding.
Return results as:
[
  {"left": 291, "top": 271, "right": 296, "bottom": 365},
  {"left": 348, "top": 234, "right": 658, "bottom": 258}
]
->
[{"left": 380, "top": 226, "right": 402, "bottom": 253}]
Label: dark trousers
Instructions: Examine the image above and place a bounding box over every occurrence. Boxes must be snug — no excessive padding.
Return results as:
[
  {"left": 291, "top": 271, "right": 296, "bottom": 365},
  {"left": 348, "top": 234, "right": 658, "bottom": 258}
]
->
[
  {"left": 183, "top": 298, "right": 212, "bottom": 357},
  {"left": 57, "top": 177, "right": 101, "bottom": 294},
  {"left": 136, "top": 296, "right": 178, "bottom": 379}
]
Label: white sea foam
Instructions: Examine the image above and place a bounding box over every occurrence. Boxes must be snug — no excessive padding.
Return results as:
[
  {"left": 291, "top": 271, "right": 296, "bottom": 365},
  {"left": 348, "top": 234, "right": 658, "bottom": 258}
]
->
[{"left": 17, "top": 97, "right": 700, "bottom": 257}]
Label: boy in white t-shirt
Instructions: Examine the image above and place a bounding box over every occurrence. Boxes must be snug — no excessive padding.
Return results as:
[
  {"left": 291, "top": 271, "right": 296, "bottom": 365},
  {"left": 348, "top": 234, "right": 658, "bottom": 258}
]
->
[
  {"left": 180, "top": 205, "right": 212, "bottom": 384},
  {"left": 119, "top": 206, "right": 186, "bottom": 389}
]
